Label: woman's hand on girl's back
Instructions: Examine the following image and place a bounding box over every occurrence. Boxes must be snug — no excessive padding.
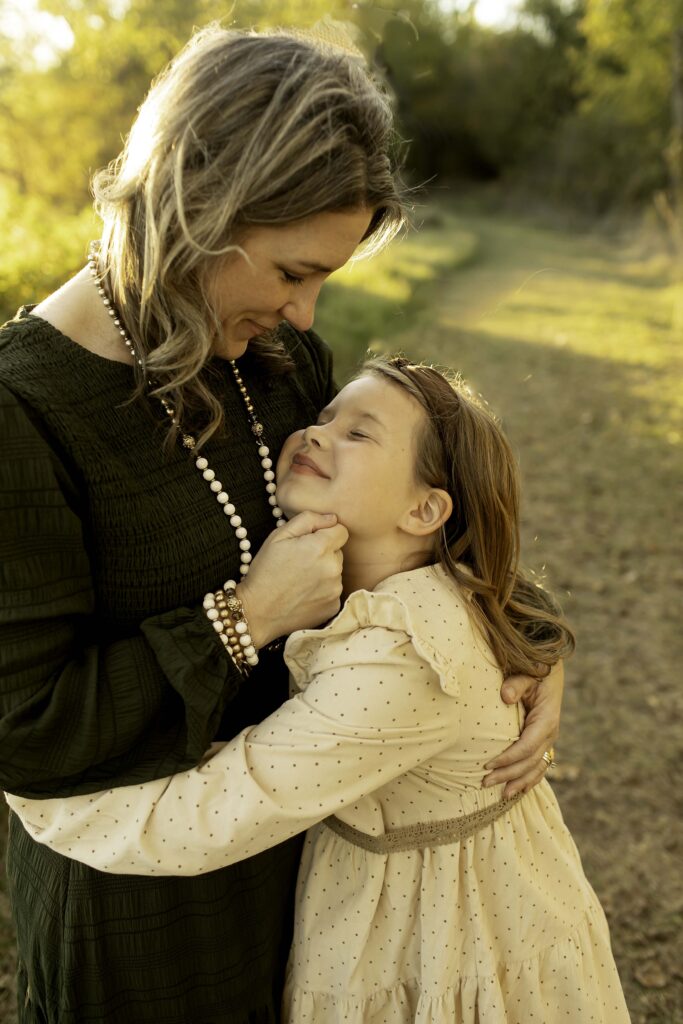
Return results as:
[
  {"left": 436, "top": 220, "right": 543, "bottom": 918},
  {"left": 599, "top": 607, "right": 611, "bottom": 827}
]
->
[
  {"left": 482, "top": 661, "right": 564, "bottom": 798},
  {"left": 237, "top": 512, "right": 348, "bottom": 649}
]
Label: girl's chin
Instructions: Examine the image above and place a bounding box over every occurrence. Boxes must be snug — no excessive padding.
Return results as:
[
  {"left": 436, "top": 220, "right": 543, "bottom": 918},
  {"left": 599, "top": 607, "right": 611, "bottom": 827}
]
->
[{"left": 279, "top": 500, "right": 342, "bottom": 521}]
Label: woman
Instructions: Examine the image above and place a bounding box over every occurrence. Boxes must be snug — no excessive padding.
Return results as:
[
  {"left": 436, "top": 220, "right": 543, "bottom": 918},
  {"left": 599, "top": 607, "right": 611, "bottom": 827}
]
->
[
  {"left": 8, "top": 359, "right": 628, "bottom": 1022},
  {"left": 0, "top": 25, "right": 563, "bottom": 1024}
]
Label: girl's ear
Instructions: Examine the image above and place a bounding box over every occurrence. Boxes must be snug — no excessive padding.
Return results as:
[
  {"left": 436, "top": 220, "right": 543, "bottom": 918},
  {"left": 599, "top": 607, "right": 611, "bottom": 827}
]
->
[{"left": 401, "top": 488, "right": 453, "bottom": 538}]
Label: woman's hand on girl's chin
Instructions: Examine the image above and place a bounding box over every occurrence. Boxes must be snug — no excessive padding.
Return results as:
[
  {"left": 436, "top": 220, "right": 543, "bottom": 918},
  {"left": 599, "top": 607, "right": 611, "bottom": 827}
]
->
[
  {"left": 235, "top": 510, "right": 349, "bottom": 649},
  {"left": 481, "top": 661, "right": 564, "bottom": 798}
]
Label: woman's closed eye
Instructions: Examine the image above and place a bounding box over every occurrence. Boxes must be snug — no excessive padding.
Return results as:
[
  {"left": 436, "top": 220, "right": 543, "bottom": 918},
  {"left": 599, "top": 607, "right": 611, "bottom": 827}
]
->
[{"left": 282, "top": 270, "right": 305, "bottom": 286}]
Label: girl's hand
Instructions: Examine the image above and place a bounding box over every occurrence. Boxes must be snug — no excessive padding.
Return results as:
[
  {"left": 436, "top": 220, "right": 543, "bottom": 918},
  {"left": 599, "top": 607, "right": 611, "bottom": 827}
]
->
[
  {"left": 482, "top": 661, "right": 564, "bottom": 798},
  {"left": 235, "top": 511, "right": 348, "bottom": 649}
]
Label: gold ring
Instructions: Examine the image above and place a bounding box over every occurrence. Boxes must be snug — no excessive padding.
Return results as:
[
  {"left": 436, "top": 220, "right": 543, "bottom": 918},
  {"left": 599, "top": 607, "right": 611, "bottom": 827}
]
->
[{"left": 542, "top": 748, "right": 557, "bottom": 769}]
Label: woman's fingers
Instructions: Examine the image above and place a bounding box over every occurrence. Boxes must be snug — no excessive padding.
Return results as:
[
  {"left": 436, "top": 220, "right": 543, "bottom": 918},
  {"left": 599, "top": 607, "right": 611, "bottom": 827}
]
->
[
  {"left": 500, "top": 673, "right": 538, "bottom": 704},
  {"left": 235, "top": 513, "right": 349, "bottom": 647},
  {"left": 484, "top": 712, "right": 555, "bottom": 775},
  {"left": 277, "top": 510, "right": 338, "bottom": 537},
  {"left": 501, "top": 761, "right": 549, "bottom": 799}
]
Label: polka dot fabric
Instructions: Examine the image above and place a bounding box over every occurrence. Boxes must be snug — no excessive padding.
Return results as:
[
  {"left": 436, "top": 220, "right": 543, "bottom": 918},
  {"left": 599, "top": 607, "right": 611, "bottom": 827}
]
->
[
  {"left": 283, "top": 567, "right": 630, "bottom": 1022},
  {"left": 7, "top": 565, "right": 630, "bottom": 1022}
]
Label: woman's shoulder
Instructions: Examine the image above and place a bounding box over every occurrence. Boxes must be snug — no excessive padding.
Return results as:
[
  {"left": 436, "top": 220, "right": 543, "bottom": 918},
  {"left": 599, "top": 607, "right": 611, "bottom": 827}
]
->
[{"left": 0, "top": 309, "right": 59, "bottom": 401}]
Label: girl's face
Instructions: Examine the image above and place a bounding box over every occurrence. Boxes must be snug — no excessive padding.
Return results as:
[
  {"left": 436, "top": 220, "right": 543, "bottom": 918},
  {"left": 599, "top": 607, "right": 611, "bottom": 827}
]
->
[
  {"left": 276, "top": 374, "right": 429, "bottom": 540},
  {"left": 205, "top": 208, "right": 373, "bottom": 360}
]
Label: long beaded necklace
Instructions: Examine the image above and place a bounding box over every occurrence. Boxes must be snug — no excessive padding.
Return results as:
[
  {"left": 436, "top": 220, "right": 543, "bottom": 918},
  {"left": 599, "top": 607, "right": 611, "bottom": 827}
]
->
[{"left": 87, "top": 242, "right": 285, "bottom": 583}]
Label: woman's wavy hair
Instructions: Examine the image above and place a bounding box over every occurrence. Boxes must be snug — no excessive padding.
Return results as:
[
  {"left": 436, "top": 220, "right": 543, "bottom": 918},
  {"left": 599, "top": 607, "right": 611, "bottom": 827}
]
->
[
  {"left": 93, "top": 24, "right": 408, "bottom": 448},
  {"left": 363, "top": 356, "right": 575, "bottom": 678}
]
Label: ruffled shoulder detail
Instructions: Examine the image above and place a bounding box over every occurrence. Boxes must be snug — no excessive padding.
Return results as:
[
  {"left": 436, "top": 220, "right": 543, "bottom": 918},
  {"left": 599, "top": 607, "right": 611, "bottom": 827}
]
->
[{"left": 285, "top": 568, "right": 461, "bottom": 698}]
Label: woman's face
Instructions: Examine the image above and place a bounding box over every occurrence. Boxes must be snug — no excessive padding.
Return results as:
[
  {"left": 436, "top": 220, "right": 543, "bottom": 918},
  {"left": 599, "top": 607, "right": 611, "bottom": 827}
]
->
[
  {"left": 276, "top": 374, "right": 428, "bottom": 541},
  {"left": 206, "top": 208, "right": 373, "bottom": 359}
]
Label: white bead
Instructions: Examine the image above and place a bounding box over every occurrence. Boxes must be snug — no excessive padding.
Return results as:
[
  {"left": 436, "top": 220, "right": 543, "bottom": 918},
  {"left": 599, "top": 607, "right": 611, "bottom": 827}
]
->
[
  {"left": 212, "top": 620, "right": 224, "bottom": 633},
  {"left": 235, "top": 526, "right": 247, "bottom": 539},
  {"left": 235, "top": 621, "right": 248, "bottom": 635},
  {"left": 266, "top": 482, "right": 277, "bottom": 494},
  {"left": 263, "top": 470, "right": 275, "bottom": 482},
  {"left": 217, "top": 492, "right": 229, "bottom": 504},
  {"left": 268, "top": 495, "right": 277, "bottom": 506},
  {"left": 219, "top": 634, "right": 229, "bottom": 646},
  {"left": 240, "top": 564, "right": 250, "bottom": 575},
  {"left": 240, "top": 552, "right": 252, "bottom": 564},
  {"left": 276, "top": 518, "right": 286, "bottom": 528},
  {"left": 203, "top": 594, "right": 215, "bottom": 609},
  {"left": 206, "top": 608, "right": 219, "bottom": 621},
  {"left": 239, "top": 539, "right": 251, "bottom": 551},
  {"left": 195, "top": 457, "right": 208, "bottom": 471},
  {"left": 243, "top": 645, "right": 256, "bottom": 658},
  {"left": 210, "top": 480, "right": 222, "bottom": 493},
  {"left": 223, "top": 580, "right": 236, "bottom": 591},
  {"left": 230, "top": 515, "right": 241, "bottom": 528},
  {"left": 261, "top": 458, "right": 272, "bottom": 470},
  {"left": 258, "top": 446, "right": 269, "bottom": 457},
  {"left": 239, "top": 633, "right": 252, "bottom": 647},
  {"left": 202, "top": 468, "right": 215, "bottom": 481},
  {"left": 224, "top": 503, "right": 236, "bottom": 516},
  {"left": 246, "top": 654, "right": 259, "bottom": 666},
  {"left": 272, "top": 507, "right": 283, "bottom": 518}
]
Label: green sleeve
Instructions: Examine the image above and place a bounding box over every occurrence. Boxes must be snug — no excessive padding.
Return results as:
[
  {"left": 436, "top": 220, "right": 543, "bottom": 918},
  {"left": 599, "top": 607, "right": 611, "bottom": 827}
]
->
[{"left": 0, "top": 383, "right": 244, "bottom": 798}]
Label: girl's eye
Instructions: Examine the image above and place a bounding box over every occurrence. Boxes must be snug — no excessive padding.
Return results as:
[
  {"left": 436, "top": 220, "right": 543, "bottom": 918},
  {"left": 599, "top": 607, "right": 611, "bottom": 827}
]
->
[
  {"left": 349, "top": 431, "right": 368, "bottom": 440},
  {"left": 282, "top": 271, "right": 304, "bottom": 286}
]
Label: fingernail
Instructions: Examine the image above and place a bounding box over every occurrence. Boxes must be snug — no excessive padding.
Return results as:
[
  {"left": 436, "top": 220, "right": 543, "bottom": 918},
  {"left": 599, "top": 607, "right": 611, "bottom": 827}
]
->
[{"left": 482, "top": 776, "right": 493, "bottom": 788}]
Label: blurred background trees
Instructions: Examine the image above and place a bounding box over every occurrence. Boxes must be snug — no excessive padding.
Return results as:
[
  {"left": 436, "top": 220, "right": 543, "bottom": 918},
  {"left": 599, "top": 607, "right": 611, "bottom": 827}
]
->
[{"left": 1, "top": 0, "right": 682, "bottom": 317}]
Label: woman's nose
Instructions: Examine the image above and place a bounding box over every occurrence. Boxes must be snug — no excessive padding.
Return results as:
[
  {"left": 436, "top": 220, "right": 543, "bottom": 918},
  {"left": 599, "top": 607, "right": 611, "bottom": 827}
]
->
[{"left": 281, "top": 284, "right": 320, "bottom": 333}]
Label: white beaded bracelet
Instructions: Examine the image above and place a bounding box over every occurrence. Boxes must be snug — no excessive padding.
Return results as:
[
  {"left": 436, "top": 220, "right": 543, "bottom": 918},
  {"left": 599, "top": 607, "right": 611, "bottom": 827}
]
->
[{"left": 203, "top": 581, "right": 259, "bottom": 673}]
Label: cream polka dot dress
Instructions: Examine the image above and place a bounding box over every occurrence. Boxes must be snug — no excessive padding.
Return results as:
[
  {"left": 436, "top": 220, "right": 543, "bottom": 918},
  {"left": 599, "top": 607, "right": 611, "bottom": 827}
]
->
[{"left": 7, "top": 565, "right": 631, "bottom": 1023}]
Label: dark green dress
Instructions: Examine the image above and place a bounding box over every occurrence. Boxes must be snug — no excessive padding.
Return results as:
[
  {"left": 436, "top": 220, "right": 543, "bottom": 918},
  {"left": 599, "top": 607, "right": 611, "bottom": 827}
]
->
[{"left": 0, "top": 309, "right": 336, "bottom": 1023}]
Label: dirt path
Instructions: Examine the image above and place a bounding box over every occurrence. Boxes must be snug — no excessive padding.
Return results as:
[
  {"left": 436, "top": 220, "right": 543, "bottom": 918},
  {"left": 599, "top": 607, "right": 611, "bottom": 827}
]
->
[
  {"left": 1, "top": 204, "right": 681, "bottom": 1023},
  {"left": 388, "top": 202, "right": 683, "bottom": 1023}
]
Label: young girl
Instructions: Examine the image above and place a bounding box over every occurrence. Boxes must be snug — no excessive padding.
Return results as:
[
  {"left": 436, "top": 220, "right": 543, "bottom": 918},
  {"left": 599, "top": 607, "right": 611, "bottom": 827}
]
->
[{"left": 7, "top": 357, "right": 630, "bottom": 1023}]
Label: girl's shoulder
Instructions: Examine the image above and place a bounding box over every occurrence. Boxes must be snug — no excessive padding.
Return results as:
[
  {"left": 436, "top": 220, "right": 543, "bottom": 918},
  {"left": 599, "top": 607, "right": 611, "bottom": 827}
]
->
[{"left": 285, "top": 565, "right": 484, "bottom": 700}]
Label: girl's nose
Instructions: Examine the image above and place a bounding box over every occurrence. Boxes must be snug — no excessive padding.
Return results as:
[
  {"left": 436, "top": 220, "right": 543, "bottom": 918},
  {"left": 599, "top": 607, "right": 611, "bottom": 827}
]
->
[{"left": 302, "top": 423, "right": 328, "bottom": 448}]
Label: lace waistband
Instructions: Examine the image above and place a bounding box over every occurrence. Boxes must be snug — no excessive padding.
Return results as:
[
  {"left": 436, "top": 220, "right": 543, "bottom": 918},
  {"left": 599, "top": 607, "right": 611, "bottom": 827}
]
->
[{"left": 323, "top": 791, "right": 524, "bottom": 854}]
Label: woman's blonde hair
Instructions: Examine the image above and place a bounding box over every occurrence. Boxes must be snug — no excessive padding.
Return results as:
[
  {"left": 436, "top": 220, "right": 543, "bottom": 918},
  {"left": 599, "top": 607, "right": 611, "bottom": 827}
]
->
[
  {"left": 93, "top": 25, "right": 407, "bottom": 447},
  {"left": 363, "top": 357, "right": 575, "bottom": 678}
]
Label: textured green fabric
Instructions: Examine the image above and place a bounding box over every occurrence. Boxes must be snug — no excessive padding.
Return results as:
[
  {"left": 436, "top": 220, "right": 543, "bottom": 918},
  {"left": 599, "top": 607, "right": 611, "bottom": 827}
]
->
[{"left": 0, "top": 308, "right": 335, "bottom": 1022}]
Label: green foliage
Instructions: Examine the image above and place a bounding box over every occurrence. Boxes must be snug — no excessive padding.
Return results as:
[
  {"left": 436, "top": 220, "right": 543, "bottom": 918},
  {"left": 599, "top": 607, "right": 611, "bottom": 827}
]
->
[
  {"left": 550, "top": 0, "right": 675, "bottom": 208},
  {"left": 0, "top": 0, "right": 681, "bottom": 321}
]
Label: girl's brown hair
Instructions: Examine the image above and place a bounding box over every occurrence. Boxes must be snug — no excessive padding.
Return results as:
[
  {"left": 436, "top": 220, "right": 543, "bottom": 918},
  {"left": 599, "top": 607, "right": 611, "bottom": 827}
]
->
[
  {"left": 93, "top": 24, "right": 407, "bottom": 448},
  {"left": 364, "top": 356, "right": 575, "bottom": 677}
]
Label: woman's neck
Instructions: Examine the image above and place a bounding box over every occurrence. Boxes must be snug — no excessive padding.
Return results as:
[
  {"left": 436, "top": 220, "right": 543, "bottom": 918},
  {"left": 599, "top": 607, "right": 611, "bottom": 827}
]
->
[{"left": 341, "top": 535, "right": 435, "bottom": 597}]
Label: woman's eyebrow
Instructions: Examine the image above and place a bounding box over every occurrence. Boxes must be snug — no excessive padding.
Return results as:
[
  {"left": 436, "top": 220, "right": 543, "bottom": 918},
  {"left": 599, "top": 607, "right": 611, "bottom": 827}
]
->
[{"left": 290, "top": 259, "right": 335, "bottom": 273}]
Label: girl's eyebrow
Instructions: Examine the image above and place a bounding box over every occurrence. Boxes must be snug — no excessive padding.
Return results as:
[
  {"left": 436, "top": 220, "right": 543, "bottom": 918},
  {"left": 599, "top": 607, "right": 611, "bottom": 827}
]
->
[
  {"left": 318, "top": 405, "right": 387, "bottom": 432},
  {"left": 356, "top": 410, "right": 387, "bottom": 432}
]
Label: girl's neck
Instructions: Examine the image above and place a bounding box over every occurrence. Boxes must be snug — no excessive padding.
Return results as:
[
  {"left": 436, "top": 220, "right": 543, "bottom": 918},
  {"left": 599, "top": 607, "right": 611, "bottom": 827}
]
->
[{"left": 341, "top": 536, "right": 435, "bottom": 598}]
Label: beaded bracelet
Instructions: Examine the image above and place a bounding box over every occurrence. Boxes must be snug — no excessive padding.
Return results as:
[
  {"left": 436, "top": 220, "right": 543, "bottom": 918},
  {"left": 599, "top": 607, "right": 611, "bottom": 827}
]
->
[{"left": 203, "top": 580, "right": 259, "bottom": 674}]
